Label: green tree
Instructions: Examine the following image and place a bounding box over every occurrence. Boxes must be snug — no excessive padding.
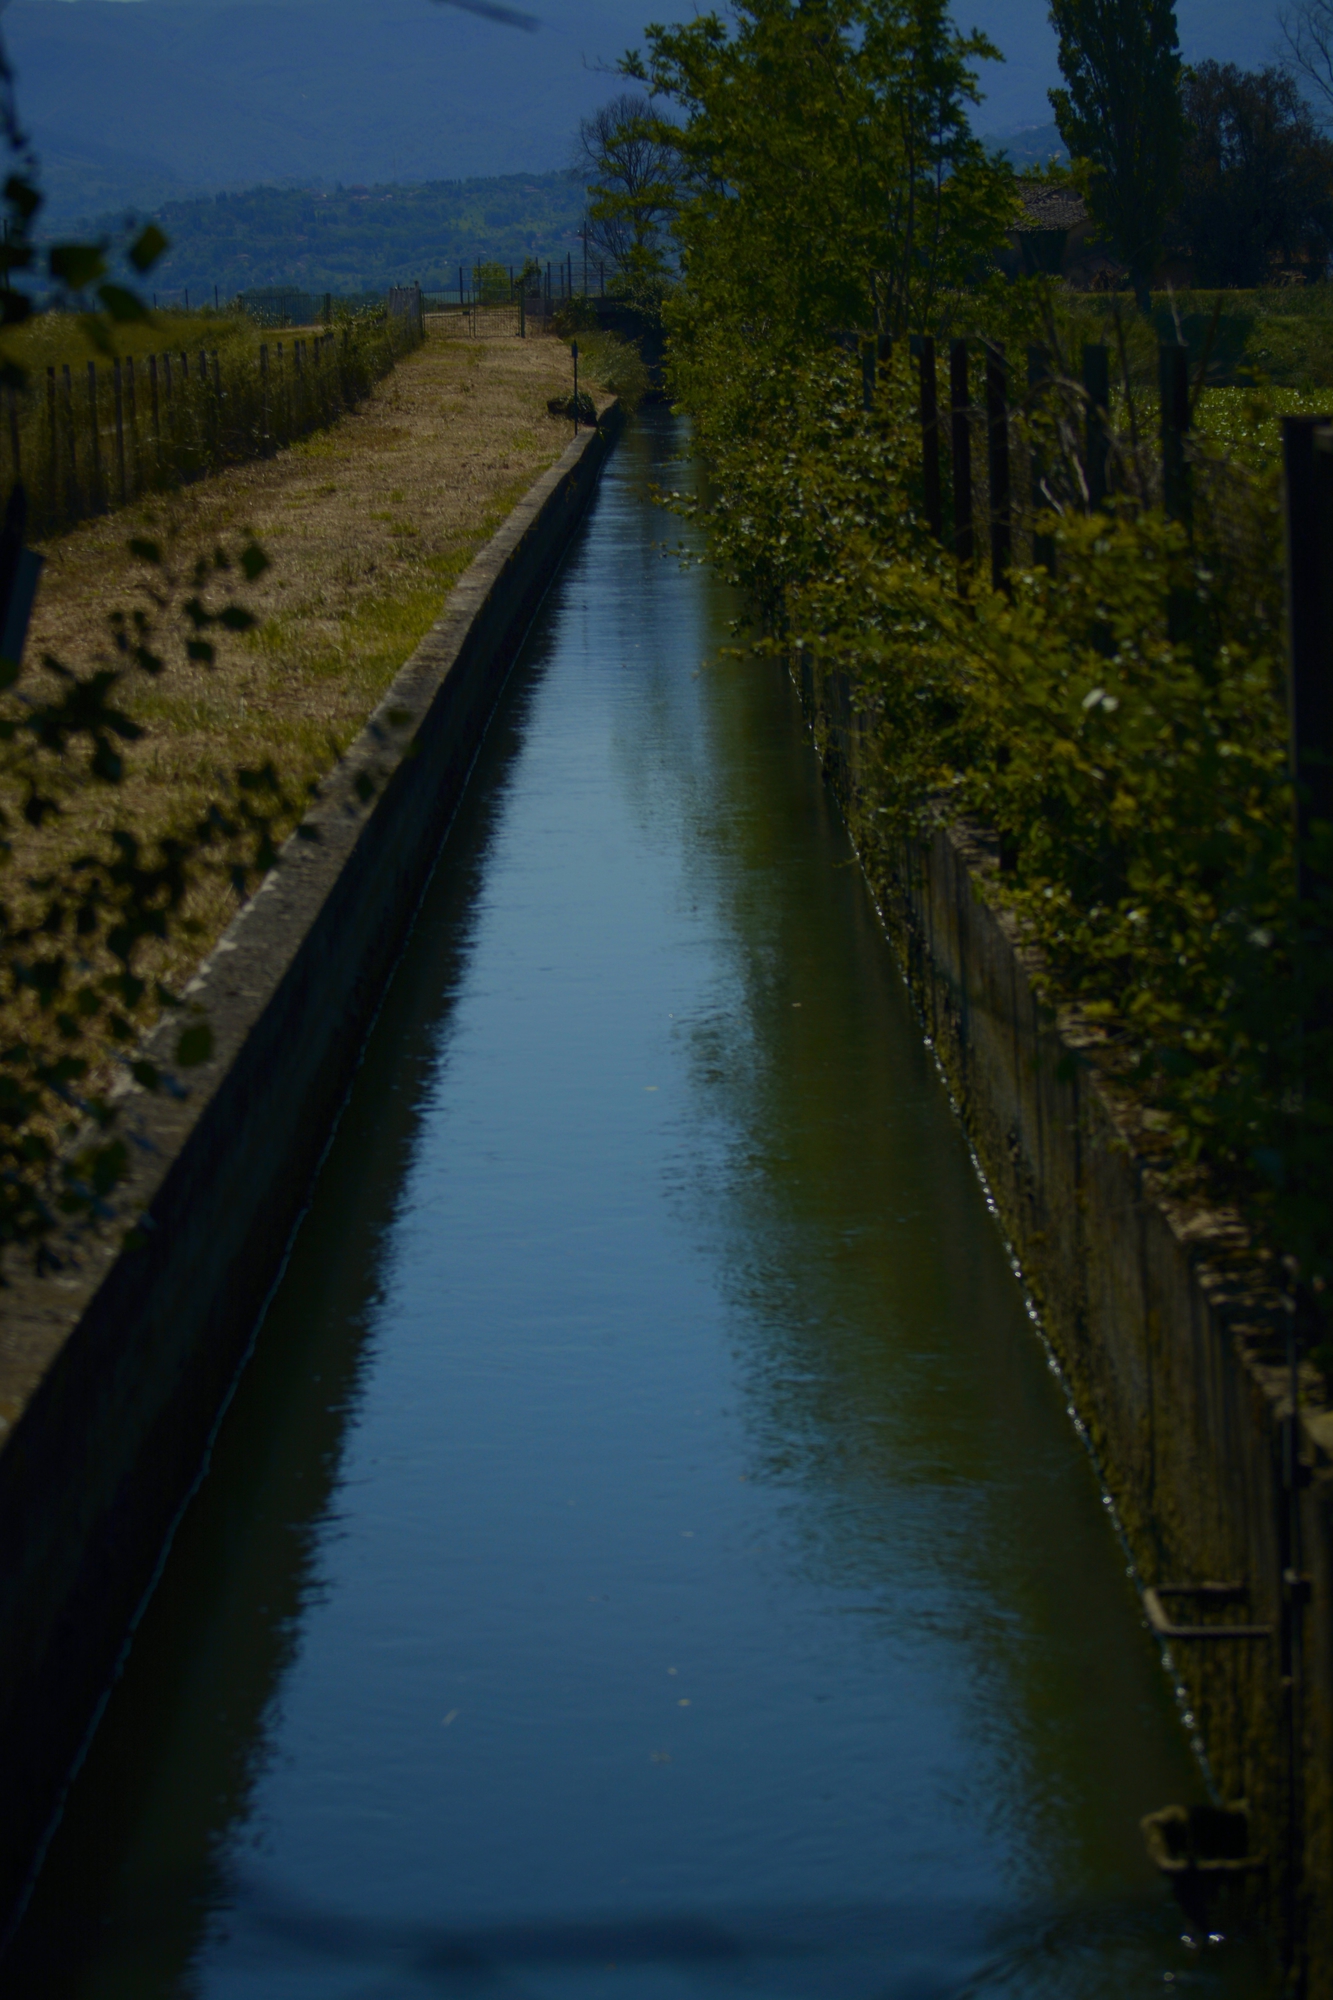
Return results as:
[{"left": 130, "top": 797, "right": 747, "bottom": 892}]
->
[
  {"left": 633, "top": 0, "right": 1014, "bottom": 347},
  {"left": 1048, "top": 0, "right": 1187, "bottom": 311},
  {"left": 1176, "top": 61, "right": 1333, "bottom": 285},
  {"left": 577, "top": 92, "right": 679, "bottom": 290}
]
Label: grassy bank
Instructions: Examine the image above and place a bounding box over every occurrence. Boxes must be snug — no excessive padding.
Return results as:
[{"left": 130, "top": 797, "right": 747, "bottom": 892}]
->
[
  {"left": 3, "top": 333, "right": 605, "bottom": 1131},
  {"left": 8, "top": 304, "right": 421, "bottom": 541}
]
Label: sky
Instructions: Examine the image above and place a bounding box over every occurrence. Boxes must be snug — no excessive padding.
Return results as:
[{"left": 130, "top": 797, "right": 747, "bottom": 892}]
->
[
  {"left": 963, "top": 0, "right": 1287, "bottom": 130},
  {"left": 7, "top": 0, "right": 1295, "bottom": 224}
]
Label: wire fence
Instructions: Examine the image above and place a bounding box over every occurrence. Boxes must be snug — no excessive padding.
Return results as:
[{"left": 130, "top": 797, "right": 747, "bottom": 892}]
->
[{"left": 9, "top": 306, "right": 425, "bottom": 542}]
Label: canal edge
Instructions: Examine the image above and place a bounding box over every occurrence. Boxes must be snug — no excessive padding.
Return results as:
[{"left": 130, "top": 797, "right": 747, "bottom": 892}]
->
[
  {"left": 0, "top": 401, "right": 624, "bottom": 1937},
  {"left": 791, "top": 651, "right": 1329, "bottom": 1988}
]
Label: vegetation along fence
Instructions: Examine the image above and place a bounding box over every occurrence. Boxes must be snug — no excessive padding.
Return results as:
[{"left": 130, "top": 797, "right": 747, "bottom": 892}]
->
[{"left": 11, "top": 302, "right": 423, "bottom": 542}]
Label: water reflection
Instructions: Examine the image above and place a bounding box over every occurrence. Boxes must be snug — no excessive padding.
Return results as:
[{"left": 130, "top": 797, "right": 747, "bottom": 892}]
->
[
  {"left": 3, "top": 413, "right": 1277, "bottom": 1997},
  {"left": 2, "top": 643, "right": 550, "bottom": 1997}
]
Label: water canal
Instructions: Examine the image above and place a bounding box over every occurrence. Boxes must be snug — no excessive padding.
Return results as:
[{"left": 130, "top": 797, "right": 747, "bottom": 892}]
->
[{"left": 7, "top": 413, "right": 1272, "bottom": 1997}]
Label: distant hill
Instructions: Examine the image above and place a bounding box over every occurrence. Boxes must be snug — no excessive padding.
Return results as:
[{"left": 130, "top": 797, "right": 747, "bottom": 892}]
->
[
  {"left": 114, "top": 173, "right": 591, "bottom": 299},
  {"left": 9, "top": 0, "right": 654, "bottom": 225},
  {"left": 8, "top": 0, "right": 1289, "bottom": 231},
  {"left": 985, "top": 123, "right": 1069, "bottom": 172}
]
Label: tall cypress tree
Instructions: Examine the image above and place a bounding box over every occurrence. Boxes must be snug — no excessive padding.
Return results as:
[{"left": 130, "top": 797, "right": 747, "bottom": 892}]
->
[{"left": 1048, "top": 0, "right": 1186, "bottom": 311}]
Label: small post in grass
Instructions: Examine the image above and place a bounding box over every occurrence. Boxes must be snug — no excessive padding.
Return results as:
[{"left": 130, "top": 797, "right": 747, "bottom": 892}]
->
[
  {"left": 62, "top": 364, "right": 77, "bottom": 518},
  {"left": 572, "top": 341, "right": 579, "bottom": 436},
  {"left": 46, "top": 366, "right": 56, "bottom": 518},
  {"left": 1083, "top": 342, "right": 1109, "bottom": 510},
  {"left": 950, "top": 339, "right": 973, "bottom": 567}
]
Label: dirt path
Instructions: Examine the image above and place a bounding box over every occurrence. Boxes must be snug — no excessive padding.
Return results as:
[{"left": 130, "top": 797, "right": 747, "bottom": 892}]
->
[{"left": 18, "top": 329, "right": 600, "bottom": 994}]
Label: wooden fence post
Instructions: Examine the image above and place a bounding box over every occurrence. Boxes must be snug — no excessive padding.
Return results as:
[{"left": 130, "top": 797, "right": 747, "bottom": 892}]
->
[
  {"left": 149, "top": 354, "right": 161, "bottom": 449},
  {"left": 1159, "top": 340, "right": 1191, "bottom": 527},
  {"left": 1027, "top": 346, "right": 1055, "bottom": 574},
  {"left": 62, "top": 364, "right": 77, "bottom": 518},
  {"left": 113, "top": 358, "right": 126, "bottom": 503},
  {"left": 950, "top": 339, "right": 973, "bottom": 566},
  {"left": 125, "top": 356, "right": 138, "bottom": 492},
  {"left": 260, "top": 343, "right": 269, "bottom": 449},
  {"left": 1283, "top": 415, "right": 1333, "bottom": 906},
  {"left": 911, "top": 335, "right": 943, "bottom": 542},
  {"left": 985, "top": 342, "right": 1011, "bottom": 593},
  {"left": 46, "top": 366, "right": 56, "bottom": 521},
  {"left": 86, "top": 362, "right": 103, "bottom": 511},
  {"left": 1083, "top": 342, "right": 1109, "bottom": 510}
]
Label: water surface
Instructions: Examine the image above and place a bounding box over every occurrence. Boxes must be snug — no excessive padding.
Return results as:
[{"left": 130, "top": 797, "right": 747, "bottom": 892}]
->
[{"left": 9, "top": 411, "right": 1272, "bottom": 1997}]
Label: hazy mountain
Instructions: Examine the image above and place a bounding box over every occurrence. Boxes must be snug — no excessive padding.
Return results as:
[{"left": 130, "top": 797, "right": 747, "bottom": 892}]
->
[
  {"left": 10, "top": 0, "right": 654, "bottom": 224},
  {"left": 134, "top": 172, "right": 591, "bottom": 298},
  {"left": 985, "top": 121, "right": 1068, "bottom": 171},
  {"left": 7, "top": 0, "right": 1293, "bottom": 231}
]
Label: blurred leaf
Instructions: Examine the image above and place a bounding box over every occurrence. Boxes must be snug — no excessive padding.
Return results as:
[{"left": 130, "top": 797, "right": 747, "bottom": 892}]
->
[
  {"left": 175, "top": 1022, "right": 213, "bottom": 1068},
  {"left": 49, "top": 242, "right": 107, "bottom": 290},
  {"left": 128, "top": 223, "right": 169, "bottom": 273}
]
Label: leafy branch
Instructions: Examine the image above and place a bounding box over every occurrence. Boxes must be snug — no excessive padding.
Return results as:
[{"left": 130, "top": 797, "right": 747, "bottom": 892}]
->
[{"left": 0, "top": 528, "right": 304, "bottom": 1271}]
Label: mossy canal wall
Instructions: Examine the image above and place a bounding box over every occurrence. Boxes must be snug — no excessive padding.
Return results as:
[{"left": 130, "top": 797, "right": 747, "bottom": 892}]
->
[
  {"left": 801, "top": 659, "right": 1333, "bottom": 1996},
  {"left": 0, "top": 408, "right": 622, "bottom": 1935}
]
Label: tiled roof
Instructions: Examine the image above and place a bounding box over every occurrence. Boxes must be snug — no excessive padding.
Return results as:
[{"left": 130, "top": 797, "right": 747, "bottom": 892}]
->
[{"left": 1017, "top": 187, "right": 1089, "bottom": 231}]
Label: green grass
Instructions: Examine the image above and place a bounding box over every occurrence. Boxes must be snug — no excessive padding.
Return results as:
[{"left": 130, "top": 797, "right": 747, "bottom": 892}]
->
[
  {"left": 9, "top": 308, "right": 265, "bottom": 374},
  {"left": 1195, "top": 386, "right": 1333, "bottom": 466}
]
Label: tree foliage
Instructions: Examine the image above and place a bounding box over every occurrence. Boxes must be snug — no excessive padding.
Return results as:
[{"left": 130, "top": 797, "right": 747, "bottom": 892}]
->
[
  {"left": 1048, "top": 0, "right": 1187, "bottom": 311},
  {"left": 1175, "top": 62, "right": 1333, "bottom": 286},
  {"left": 1281, "top": 0, "right": 1333, "bottom": 121},
  {"left": 663, "top": 263, "right": 1333, "bottom": 1334},
  {"left": 577, "top": 92, "right": 679, "bottom": 289},
  {"left": 629, "top": 0, "right": 1015, "bottom": 349}
]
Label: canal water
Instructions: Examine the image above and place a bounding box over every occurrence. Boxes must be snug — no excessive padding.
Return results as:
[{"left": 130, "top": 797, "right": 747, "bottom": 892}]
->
[{"left": 7, "top": 413, "right": 1272, "bottom": 1997}]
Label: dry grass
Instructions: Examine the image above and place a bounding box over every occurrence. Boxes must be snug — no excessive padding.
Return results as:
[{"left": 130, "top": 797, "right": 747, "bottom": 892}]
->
[{"left": 14, "top": 329, "right": 596, "bottom": 1005}]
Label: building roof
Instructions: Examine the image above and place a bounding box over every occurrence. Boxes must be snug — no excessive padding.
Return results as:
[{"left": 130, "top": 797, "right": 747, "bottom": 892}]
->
[{"left": 1016, "top": 186, "right": 1089, "bottom": 232}]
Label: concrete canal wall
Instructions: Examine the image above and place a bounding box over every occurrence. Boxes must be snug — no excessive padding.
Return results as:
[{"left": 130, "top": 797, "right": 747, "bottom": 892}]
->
[
  {"left": 802, "top": 663, "right": 1333, "bottom": 1993},
  {"left": 0, "top": 407, "right": 622, "bottom": 1931}
]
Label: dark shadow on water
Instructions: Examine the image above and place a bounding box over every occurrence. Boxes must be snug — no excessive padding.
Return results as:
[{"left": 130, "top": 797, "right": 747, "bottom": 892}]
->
[{"left": 0, "top": 613, "right": 566, "bottom": 2000}]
